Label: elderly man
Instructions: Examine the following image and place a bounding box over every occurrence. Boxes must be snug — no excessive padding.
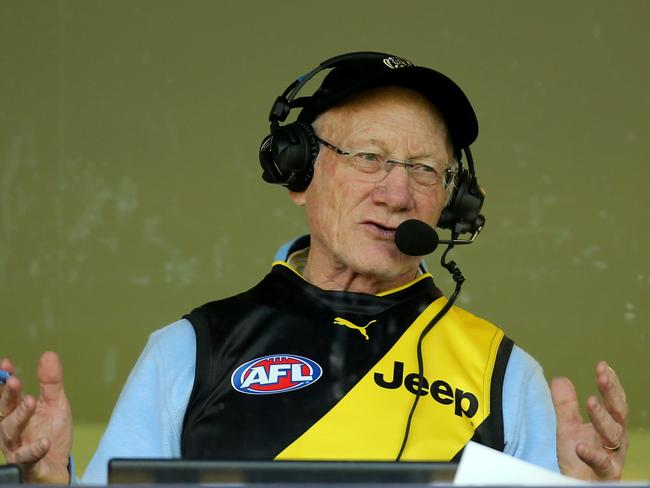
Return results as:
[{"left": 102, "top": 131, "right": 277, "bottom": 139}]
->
[{"left": 0, "top": 52, "right": 628, "bottom": 484}]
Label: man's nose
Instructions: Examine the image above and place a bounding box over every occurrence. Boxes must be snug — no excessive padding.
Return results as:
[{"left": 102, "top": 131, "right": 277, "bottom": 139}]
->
[{"left": 372, "top": 165, "right": 414, "bottom": 211}]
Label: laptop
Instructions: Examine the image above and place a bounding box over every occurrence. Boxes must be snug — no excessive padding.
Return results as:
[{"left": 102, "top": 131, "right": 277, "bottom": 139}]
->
[{"left": 108, "top": 459, "right": 457, "bottom": 484}]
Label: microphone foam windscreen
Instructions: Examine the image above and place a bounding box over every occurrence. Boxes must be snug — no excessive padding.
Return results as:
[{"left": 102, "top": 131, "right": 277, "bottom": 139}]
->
[{"left": 395, "top": 219, "right": 439, "bottom": 256}]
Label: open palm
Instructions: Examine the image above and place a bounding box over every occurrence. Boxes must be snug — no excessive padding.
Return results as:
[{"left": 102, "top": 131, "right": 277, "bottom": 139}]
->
[
  {"left": 0, "top": 352, "right": 73, "bottom": 484},
  {"left": 552, "top": 362, "right": 627, "bottom": 480}
]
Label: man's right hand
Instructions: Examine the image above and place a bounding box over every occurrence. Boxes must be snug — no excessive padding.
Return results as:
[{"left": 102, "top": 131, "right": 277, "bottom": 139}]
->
[{"left": 0, "top": 352, "right": 73, "bottom": 484}]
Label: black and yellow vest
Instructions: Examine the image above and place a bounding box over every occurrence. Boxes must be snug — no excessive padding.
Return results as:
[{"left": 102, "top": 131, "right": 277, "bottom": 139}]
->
[{"left": 181, "top": 261, "right": 513, "bottom": 461}]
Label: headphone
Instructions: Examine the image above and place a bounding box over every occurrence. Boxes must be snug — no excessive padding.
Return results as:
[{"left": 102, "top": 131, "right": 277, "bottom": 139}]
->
[{"left": 259, "top": 52, "right": 486, "bottom": 240}]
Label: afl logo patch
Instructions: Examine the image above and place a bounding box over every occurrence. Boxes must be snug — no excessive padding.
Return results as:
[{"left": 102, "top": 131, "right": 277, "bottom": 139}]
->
[{"left": 231, "top": 354, "right": 323, "bottom": 395}]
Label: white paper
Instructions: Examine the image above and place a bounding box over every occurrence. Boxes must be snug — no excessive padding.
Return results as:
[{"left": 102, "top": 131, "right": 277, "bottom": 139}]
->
[{"left": 454, "top": 441, "right": 587, "bottom": 485}]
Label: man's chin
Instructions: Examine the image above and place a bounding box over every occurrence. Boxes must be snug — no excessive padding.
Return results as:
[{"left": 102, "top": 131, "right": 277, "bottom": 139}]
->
[{"left": 351, "top": 249, "right": 419, "bottom": 280}]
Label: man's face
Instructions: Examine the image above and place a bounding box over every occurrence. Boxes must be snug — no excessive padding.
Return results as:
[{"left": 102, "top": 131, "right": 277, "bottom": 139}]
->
[{"left": 291, "top": 86, "right": 454, "bottom": 285}]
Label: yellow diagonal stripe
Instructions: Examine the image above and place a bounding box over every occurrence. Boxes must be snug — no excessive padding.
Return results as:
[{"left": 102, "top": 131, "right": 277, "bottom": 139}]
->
[{"left": 276, "top": 298, "right": 504, "bottom": 461}]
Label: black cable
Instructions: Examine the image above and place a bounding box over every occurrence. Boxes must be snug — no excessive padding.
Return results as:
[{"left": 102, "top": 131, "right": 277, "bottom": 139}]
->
[{"left": 395, "top": 238, "right": 465, "bottom": 461}]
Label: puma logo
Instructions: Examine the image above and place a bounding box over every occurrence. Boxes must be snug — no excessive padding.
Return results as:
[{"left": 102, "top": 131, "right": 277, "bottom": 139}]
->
[{"left": 333, "top": 317, "right": 377, "bottom": 340}]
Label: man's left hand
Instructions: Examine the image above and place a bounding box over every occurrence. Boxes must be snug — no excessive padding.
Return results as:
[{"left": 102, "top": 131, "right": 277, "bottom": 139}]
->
[{"left": 551, "top": 361, "right": 628, "bottom": 480}]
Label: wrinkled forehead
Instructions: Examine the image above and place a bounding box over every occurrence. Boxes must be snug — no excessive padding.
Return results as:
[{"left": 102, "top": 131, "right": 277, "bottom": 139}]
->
[{"left": 313, "top": 86, "right": 453, "bottom": 154}]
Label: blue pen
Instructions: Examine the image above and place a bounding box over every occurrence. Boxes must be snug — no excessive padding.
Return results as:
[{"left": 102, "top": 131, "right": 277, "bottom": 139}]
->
[{"left": 0, "top": 370, "right": 10, "bottom": 385}]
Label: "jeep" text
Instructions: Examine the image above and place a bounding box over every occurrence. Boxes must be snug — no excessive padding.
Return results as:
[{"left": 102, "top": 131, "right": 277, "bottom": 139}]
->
[{"left": 374, "top": 361, "right": 479, "bottom": 418}]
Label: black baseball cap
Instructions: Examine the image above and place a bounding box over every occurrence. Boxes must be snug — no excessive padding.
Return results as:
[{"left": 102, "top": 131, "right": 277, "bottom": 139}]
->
[{"left": 296, "top": 53, "right": 479, "bottom": 150}]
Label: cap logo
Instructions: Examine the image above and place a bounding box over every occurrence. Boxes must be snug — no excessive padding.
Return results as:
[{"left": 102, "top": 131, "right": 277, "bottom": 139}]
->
[{"left": 383, "top": 56, "right": 414, "bottom": 69}]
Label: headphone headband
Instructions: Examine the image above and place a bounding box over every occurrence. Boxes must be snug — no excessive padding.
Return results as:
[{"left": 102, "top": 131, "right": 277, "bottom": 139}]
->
[{"left": 269, "top": 52, "right": 395, "bottom": 124}]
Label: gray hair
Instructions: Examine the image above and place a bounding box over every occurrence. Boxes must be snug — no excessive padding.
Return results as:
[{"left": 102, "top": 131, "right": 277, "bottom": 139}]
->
[{"left": 443, "top": 159, "right": 460, "bottom": 205}]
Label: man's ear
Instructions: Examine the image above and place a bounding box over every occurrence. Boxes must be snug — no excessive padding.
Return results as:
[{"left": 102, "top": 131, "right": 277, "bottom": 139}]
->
[{"left": 289, "top": 190, "right": 306, "bottom": 207}]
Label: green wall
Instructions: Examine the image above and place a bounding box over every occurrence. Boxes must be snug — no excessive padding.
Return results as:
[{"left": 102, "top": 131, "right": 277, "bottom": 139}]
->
[{"left": 1, "top": 0, "right": 648, "bottom": 437}]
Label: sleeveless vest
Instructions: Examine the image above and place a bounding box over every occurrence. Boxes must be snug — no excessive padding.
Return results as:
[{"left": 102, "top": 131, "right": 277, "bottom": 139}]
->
[{"left": 181, "top": 262, "right": 513, "bottom": 461}]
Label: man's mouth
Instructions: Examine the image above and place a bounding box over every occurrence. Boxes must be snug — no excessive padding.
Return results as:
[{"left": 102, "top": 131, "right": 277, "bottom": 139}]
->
[{"left": 363, "top": 221, "right": 398, "bottom": 239}]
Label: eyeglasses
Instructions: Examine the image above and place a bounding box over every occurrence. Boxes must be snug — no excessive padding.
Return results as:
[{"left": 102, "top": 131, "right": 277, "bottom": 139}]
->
[{"left": 316, "top": 137, "right": 457, "bottom": 190}]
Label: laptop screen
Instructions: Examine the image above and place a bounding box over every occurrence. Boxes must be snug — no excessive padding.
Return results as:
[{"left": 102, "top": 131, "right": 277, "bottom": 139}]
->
[{"left": 108, "top": 459, "right": 457, "bottom": 484}]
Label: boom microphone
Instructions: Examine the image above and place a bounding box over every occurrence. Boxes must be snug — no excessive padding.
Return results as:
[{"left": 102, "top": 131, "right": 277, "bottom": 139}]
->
[{"left": 394, "top": 219, "right": 440, "bottom": 256}]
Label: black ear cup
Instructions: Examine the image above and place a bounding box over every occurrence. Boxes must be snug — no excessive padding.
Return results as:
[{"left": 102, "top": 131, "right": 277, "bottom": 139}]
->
[
  {"left": 259, "top": 120, "right": 320, "bottom": 192},
  {"left": 438, "top": 167, "right": 485, "bottom": 234}
]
